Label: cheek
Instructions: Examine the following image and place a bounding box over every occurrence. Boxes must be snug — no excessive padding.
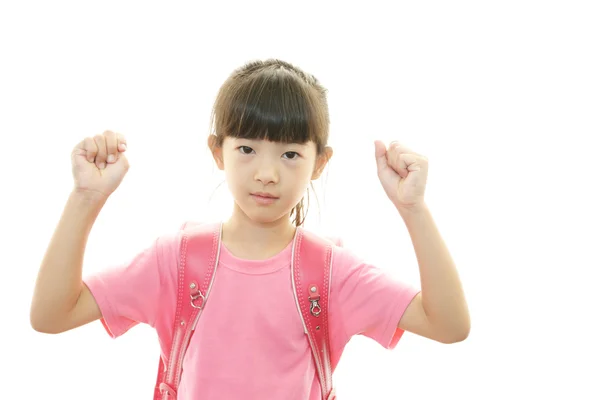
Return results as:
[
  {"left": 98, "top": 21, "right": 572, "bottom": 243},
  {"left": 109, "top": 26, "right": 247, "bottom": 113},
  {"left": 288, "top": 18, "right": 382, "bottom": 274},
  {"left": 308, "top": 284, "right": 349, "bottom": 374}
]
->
[
  {"left": 224, "top": 157, "right": 253, "bottom": 188},
  {"left": 223, "top": 157, "right": 240, "bottom": 180},
  {"left": 223, "top": 151, "right": 244, "bottom": 169},
  {"left": 296, "top": 160, "right": 316, "bottom": 180},
  {"left": 284, "top": 163, "right": 313, "bottom": 190}
]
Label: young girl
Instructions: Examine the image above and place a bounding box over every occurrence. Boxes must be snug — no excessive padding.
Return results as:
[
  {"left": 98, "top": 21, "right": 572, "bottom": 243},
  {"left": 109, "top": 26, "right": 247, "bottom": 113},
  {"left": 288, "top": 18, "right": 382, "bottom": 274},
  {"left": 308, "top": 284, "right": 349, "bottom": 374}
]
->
[{"left": 30, "top": 59, "right": 470, "bottom": 399}]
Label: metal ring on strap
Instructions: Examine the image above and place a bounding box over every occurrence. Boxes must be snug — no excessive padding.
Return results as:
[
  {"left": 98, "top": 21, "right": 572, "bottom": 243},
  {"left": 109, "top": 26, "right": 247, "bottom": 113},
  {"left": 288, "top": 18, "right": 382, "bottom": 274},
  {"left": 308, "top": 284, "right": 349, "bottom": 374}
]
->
[
  {"left": 190, "top": 292, "right": 206, "bottom": 309},
  {"left": 159, "top": 382, "right": 176, "bottom": 397}
]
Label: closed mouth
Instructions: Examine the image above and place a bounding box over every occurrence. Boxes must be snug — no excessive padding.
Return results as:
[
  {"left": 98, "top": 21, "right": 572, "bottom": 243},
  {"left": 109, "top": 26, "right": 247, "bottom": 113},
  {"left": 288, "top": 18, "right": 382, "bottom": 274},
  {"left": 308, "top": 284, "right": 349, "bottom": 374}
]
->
[{"left": 251, "top": 192, "right": 278, "bottom": 199}]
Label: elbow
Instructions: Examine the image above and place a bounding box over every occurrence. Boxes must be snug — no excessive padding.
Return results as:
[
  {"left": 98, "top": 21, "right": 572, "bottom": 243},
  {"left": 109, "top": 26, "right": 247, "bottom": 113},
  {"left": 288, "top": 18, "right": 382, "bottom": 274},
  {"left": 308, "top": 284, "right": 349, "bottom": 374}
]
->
[
  {"left": 30, "top": 308, "right": 59, "bottom": 334},
  {"left": 442, "top": 328, "right": 470, "bottom": 344},
  {"left": 31, "top": 322, "right": 51, "bottom": 334},
  {"left": 30, "top": 311, "right": 49, "bottom": 333},
  {"left": 30, "top": 304, "right": 42, "bottom": 332},
  {"left": 30, "top": 318, "right": 61, "bottom": 335},
  {"left": 30, "top": 315, "right": 48, "bottom": 333},
  {"left": 439, "top": 321, "right": 471, "bottom": 344}
]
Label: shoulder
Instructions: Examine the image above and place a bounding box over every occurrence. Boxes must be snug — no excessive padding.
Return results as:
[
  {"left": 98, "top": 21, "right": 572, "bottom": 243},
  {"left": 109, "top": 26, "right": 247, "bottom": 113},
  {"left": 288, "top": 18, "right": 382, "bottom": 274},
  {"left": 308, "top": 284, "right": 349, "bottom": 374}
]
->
[
  {"left": 164, "top": 220, "right": 220, "bottom": 253},
  {"left": 155, "top": 230, "right": 182, "bottom": 263},
  {"left": 145, "top": 222, "right": 194, "bottom": 284},
  {"left": 297, "top": 228, "right": 361, "bottom": 281},
  {"left": 328, "top": 241, "right": 405, "bottom": 296},
  {"left": 298, "top": 227, "right": 343, "bottom": 248},
  {"left": 330, "top": 245, "right": 370, "bottom": 283}
]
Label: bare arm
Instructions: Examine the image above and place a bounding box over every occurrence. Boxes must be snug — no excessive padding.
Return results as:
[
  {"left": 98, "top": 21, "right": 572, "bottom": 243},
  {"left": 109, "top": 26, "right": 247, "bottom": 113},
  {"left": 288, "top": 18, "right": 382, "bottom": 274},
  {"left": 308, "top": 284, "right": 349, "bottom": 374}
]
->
[
  {"left": 397, "top": 204, "right": 470, "bottom": 344},
  {"left": 30, "top": 130, "right": 129, "bottom": 334},
  {"left": 29, "top": 190, "right": 106, "bottom": 334}
]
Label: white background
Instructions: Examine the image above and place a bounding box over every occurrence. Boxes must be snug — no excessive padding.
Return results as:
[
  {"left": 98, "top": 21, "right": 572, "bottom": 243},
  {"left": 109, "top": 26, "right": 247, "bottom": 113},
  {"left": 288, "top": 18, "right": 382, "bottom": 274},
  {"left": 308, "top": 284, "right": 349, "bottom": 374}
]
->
[{"left": 1, "top": 1, "right": 599, "bottom": 399}]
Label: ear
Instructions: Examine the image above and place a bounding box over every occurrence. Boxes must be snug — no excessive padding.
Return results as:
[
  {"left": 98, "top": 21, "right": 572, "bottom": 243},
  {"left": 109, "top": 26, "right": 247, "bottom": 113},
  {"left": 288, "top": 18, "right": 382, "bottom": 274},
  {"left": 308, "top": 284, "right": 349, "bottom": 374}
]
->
[
  {"left": 208, "top": 135, "right": 225, "bottom": 170},
  {"left": 312, "top": 146, "right": 333, "bottom": 180}
]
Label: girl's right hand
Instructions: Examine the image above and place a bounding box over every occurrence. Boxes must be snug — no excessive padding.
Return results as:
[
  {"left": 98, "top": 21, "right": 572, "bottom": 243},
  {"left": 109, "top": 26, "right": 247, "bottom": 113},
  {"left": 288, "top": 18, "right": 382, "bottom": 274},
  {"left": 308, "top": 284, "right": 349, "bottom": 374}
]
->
[{"left": 70, "top": 130, "right": 130, "bottom": 199}]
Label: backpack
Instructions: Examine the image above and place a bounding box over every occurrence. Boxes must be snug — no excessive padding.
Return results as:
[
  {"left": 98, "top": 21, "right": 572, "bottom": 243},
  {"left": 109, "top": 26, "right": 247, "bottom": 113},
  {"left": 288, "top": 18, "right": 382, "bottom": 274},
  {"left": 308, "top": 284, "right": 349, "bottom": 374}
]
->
[{"left": 153, "top": 222, "right": 340, "bottom": 400}]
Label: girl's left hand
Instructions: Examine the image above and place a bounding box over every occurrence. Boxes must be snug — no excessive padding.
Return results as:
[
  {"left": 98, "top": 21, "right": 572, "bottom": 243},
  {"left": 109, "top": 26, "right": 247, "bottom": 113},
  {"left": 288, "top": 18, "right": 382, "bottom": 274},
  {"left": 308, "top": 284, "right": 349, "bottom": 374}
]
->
[{"left": 374, "top": 140, "right": 429, "bottom": 211}]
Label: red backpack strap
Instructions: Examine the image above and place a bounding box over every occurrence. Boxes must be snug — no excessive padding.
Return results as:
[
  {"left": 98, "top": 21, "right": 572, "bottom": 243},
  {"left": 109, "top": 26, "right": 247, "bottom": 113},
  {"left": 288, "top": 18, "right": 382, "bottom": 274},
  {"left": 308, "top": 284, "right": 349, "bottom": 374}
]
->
[
  {"left": 154, "top": 222, "right": 222, "bottom": 400},
  {"left": 292, "top": 228, "right": 338, "bottom": 400}
]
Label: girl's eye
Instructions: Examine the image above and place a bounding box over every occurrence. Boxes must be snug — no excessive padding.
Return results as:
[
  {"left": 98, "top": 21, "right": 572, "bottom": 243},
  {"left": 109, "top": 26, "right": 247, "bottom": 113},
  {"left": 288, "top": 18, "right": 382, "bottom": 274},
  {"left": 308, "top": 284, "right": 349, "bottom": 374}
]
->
[
  {"left": 239, "top": 146, "right": 254, "bottom": 155},
  {"left": 283, "top": 151, "right": 300, "bottom": 160}
]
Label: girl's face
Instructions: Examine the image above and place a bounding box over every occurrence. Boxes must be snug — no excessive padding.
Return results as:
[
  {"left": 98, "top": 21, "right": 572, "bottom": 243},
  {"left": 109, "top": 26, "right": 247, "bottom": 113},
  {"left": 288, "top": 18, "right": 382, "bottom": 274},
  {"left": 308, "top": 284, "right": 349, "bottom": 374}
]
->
[{"left": 211, "top": 136, "right": 331, "bottom": 225}]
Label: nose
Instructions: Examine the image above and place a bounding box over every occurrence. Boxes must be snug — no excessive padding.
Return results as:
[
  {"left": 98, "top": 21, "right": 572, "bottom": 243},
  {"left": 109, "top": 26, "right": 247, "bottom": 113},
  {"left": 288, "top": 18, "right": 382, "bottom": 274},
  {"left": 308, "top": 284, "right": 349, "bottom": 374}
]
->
[{"left": 254, "top": 158, "right": 279, "bottom": 185}]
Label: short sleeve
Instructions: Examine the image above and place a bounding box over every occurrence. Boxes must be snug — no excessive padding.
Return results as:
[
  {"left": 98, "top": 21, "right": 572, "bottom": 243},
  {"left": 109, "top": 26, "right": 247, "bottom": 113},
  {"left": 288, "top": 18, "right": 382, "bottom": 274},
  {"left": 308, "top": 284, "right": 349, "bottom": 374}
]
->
[
  {"left": 82, "top": 234, "right": 176, "bottom": 339},
  {"left": 330, "top": 246, "right": 421, "bottom": 350}
]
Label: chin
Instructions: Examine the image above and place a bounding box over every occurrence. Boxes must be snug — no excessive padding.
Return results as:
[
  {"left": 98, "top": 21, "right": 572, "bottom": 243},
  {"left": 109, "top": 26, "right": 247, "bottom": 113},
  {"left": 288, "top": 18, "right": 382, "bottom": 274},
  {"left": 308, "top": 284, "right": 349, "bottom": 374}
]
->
[
  {"left": 238, "top": 206, "right": 290, "bottom": 225},
  {"left": 248, "top": 211, "right": 288, "bottom": 225}
]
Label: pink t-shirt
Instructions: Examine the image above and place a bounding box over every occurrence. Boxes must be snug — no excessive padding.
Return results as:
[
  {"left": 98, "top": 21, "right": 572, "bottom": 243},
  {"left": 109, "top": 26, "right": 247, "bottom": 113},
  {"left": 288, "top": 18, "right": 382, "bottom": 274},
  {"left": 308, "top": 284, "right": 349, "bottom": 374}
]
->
[{"left": 83, "top": 226, "right": 420, "bottom": 400}]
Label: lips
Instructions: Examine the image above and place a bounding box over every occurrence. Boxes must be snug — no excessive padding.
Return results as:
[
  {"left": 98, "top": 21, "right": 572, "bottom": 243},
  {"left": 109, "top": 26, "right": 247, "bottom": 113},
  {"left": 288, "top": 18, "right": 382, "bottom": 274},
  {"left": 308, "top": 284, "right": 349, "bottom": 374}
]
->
[
  {"left": 250, "top": 192, "right": 279, "bottom": 205},
  {"left": 251, "top": 192, "right": 278, "bottom": 199}
]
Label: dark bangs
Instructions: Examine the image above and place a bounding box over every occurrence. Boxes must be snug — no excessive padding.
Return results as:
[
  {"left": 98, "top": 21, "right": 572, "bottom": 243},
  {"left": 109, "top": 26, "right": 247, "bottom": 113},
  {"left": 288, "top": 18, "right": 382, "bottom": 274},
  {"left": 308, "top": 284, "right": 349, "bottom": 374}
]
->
[{"left": 211, "top": 61, "right": 329, "bottom": 153}]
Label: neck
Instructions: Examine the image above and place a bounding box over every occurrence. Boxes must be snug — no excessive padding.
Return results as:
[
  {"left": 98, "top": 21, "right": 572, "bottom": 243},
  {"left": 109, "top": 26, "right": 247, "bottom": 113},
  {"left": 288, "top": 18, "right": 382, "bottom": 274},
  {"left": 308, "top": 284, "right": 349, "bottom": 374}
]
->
[{"left": 222, "top": 204, "right": 297, "bottom": 259}]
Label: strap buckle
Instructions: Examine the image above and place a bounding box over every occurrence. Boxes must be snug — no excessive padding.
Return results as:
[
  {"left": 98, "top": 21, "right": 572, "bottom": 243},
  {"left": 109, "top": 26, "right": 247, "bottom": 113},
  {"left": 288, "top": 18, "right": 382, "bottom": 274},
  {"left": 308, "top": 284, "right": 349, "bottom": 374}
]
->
[{"left": 308, "top": 285, "right": 322, "bottom": 317}]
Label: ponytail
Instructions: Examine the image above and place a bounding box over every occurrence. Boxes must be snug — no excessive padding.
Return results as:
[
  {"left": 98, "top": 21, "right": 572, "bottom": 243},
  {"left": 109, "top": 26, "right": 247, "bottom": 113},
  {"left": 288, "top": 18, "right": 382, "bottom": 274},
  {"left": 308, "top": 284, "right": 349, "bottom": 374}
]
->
[{"left": 290, "top": 188, "right": 310, "bottom": 227}]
